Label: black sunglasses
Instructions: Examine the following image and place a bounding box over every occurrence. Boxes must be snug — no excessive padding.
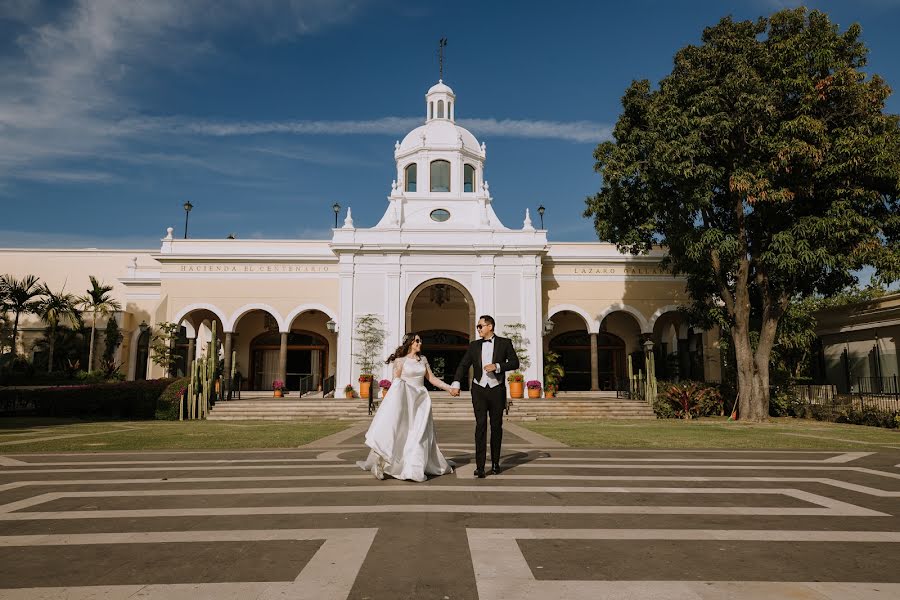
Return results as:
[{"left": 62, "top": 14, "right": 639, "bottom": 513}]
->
[{"left": 476, "top": 323, "right": 490, "bottom": 329}]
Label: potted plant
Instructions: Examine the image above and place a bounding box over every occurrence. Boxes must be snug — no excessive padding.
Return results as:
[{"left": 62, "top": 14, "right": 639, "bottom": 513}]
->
[
  {"left": 272, "top": 379, "right": 286, "bottom": 398},
  {"left": 543, "top": 350, "right": 565, "bottom": 398},
  {"left": 502, "top": 322, "right": 531, "bottom": 399},
  {"left": 378, "top": 378, "right": 391, "bottom": 397},
  {"left": 507, "top": 372, "right": 525, "bottom": 399},
  {"left": 352, "top": 314, "right": 386, "bottom": 400},
  {"left": 526, "top": 379, "right": 542, "bottom": 398},
  {"left": 343, "top": 384, "right": 355, "bottom": 399}
]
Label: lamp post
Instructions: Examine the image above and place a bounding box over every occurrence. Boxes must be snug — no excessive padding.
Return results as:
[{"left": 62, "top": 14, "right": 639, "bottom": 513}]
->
[
  {"left": 332, "top": 203, "right": 341, "bottom": 228},
  {"left": 183, "top": 201, "right": 193, "bottom": 239},
  {"left": 325, "top": 319, "right": 337, "bottom": 333},
  {"left": 537, "top": 204, "right": 545, "bottom": 229}
]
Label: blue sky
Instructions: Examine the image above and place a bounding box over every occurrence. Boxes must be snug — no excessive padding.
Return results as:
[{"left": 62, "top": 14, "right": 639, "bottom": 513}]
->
[{"left": 2, "top": 0, "right": 899, "bottom": 249}]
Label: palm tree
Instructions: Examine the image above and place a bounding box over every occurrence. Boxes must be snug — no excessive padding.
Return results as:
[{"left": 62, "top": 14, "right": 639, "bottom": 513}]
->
[
  {"left": 37, "top": 285, "right": 82, "bottom": 373},
  {"left": 79, "top": 276, "right": 121, "bottom": 372},
  {"left": 0, "top": 274, "right": 43, "bottom": 357}
]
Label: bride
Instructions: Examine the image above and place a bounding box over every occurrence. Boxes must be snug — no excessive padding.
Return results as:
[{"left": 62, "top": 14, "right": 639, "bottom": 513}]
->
[{"left": 357, "top": 333, "right": 455, "bottom": 481}]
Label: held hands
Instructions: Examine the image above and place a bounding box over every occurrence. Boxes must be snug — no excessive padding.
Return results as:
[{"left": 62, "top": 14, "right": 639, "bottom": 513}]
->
[
  {"left": 449, "top": 388, "right": 460, "bottom": 396},
  {"left": 483, "top": 363, "right": 497, "bottom": 373}
]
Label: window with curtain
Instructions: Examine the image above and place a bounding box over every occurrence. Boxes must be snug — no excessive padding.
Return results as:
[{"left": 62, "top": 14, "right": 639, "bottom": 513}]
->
[
  {"left": 405, "top": 163, "right": 417, "bottom": 192},
  {"left": 430, "top": 160, "right": 450, "bottom": 192},
  {"left": 464, "top": 164, "right": 475, "bottom": 192}
]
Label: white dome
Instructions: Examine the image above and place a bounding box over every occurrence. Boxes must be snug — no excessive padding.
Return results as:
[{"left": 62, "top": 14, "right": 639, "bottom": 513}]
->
[
  {"left": 397, "top": 119, "right": 481, "bottom": 155},
  {"left": 427, "top": 80, "right": 455, "bottom": 96}
]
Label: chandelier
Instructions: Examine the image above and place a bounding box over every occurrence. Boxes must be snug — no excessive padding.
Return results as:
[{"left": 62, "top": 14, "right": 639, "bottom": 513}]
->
[{"left": 429, "top": 284, "right": 450, "bottom": 307}]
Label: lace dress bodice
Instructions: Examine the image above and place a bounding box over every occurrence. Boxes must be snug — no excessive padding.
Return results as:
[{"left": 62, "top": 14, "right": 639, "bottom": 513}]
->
[{"left": 396, "top": 357, "right": 427, "bottom": 387}]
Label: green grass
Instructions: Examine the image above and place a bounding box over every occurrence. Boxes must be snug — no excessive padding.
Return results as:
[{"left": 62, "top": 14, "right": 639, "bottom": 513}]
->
[
  {"left": 519, "top": 417, "right": 900, "bottom": 450},
  {"left": 0, "top": 418, "right": 351, "bottom": 453}
]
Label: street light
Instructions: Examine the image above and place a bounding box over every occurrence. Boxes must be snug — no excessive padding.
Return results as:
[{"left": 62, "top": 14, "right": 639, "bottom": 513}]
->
[
  {"left": 183, "top": 201, "right": 193, "bottom": 239},
  {"left": 332, "top": 202, "right": 341, "bottom": 228},
  {"left": 537, "top": 204, "right": 545, "bottom": 229},
  {"left": 325, "top": 319, "right": 337, "bottom": 333}
]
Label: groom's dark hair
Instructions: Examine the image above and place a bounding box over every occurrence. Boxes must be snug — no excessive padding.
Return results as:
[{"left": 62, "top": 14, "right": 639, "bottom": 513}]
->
[{"left": 479, "top": 315, "right": 495, "bottom": 327}]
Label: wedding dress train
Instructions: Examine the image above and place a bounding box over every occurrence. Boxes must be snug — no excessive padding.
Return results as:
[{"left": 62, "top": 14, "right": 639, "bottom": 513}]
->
[{"left": 357, "top": 356, "right": 454, "bottom": 482}]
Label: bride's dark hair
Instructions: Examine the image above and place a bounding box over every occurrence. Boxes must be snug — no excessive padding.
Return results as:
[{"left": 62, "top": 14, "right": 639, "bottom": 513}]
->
[{"left": 386, "top": 332, "right": 421, "bottom": 363}]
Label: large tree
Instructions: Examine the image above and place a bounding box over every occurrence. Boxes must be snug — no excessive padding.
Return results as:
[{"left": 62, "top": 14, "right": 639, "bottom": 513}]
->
[
  {"left": 79, "top": 276, "right": 122, "bottom": 372},
  {"left": 584, "top": 8, "right": 900, "bottom": 420},
  {"left": 37, "top": 285, "right": 82, "bottom": 373},
  {"left": 0, "top": 274, "right": 43, "bottom": 357}
]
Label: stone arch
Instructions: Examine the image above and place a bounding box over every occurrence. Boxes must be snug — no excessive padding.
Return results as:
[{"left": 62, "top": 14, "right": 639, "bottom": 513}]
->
[
  {"left": 173, "top": 303, "right": 228, "bottom": 331},
  {"left": 127, "top": 325, "right": 150, "bottom": 381},
  {"left": 547, "top": 304, "right": 599, "bottom": 334},
  {"left": 598, "top": 303, "right": 650, "bottom": 334},
  {"left": 648, "top": 305, "right": 684, "bottom": 332},
  {"left": 284, "top": 304, "right": 339, "bottom": 333},
  {"left": 404, "top": 277, "right": 476, "bottom": 339},
  {"left": 228, "top": 303, "right": 284, "bottom": 333}
]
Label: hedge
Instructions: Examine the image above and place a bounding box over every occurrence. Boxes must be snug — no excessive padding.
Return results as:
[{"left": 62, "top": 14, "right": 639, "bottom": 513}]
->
[
  {"left": 0, "top": 379, "right": 174, "bottom": 419},
  {"left": 156, "top": 377, "right": 190, "bottom": 420}
]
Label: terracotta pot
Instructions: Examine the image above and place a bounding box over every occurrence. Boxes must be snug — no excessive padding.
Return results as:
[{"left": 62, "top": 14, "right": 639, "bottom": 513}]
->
[
  {"left": 359, "top": 380, "right": 371, "bottom": 399},
  {"left": 345, "top": 391, "right": 354, "bottom": 398},
  {"left": 273, "top": 389, "right": 283, "bottom": 398},
  {"left": 528, "top": 387, "right": 541, "bottom": 398},
  {"left": 545, "top": 387, "right": 556, "bottom": 398},
  {"left": 508, "top": 381, "right": 524, "bottom": 399}
]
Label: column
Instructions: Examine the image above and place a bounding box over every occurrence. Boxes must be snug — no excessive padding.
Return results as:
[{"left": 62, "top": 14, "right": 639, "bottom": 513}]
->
[
  {"left": 590, "top": 332, "right": 599, "bottom": 391},
  {"left": 336, "top": 255, "right": 356, "bottom": 389},
  {"left": 278, "top": 331, "right": 288, "bottom": 387},
  {"left": 223, "top": 332, "right": 233, "bottom": 399}
]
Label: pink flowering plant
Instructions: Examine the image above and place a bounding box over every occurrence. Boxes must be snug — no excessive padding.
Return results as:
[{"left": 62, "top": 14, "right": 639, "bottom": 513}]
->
[
  {"left": 526, "top": 380, "right": 542, "bottom": 389},
  {"left": 272, "top": 380, "right": 286, "bottom": 391},
  {"left": 378, "top": 379, "right": 391, "bottom": 390}
]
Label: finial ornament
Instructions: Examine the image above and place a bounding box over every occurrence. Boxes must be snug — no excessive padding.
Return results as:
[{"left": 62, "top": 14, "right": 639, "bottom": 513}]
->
[
  {"left": 165, "top": 227, "right": 174, "bottom": 240},
  {"left": 523, "top": 208, "right": 534, "bottom": 230},
  {"left": 343, "top": 207, "right": 354, "bottom": 229},
  {"left": 438, "top": 38, "right": 448, "bottom": 80},
  {"left": 394, "top": 140, "right": 400, "bottom": 151}
]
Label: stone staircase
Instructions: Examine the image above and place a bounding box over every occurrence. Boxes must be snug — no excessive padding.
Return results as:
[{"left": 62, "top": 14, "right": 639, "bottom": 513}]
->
[{"left": 207, "top": 391, "right": 655, "bottom": 421}]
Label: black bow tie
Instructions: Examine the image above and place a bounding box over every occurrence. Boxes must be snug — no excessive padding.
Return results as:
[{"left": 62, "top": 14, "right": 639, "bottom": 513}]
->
[{"left": 482, "top": 338, "right": 493, "bottom": 343}]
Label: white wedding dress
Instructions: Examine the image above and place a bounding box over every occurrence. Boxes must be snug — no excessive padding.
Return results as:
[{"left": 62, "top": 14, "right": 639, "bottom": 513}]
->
[{"left": 357, "top": 356, "right": 455, "bottom": 481}]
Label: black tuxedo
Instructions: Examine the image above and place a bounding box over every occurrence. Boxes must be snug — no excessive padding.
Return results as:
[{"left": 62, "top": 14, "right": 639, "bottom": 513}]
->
[{"left": 453, "top": 336, "right": 519, "bottom": 471}]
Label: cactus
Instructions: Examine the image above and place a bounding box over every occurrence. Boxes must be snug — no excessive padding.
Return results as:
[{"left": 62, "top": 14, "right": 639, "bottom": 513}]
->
[
  {"left": 628, "top": 352, "right": 658, "bottom": 405},
  {"left": 182, "top": 321, "right": 219, "bottom": 419}
]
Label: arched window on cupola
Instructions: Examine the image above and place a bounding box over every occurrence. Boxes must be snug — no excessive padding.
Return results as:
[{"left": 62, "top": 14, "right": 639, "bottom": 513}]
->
[
  {"left": 448, "top": 101, "right": 453, "bottom": 120},
  {"left": 405, "top": 163, "right": 417, "bottom": 192},
  {"left": 429, "top": 102, "right": 434, "bottom": 119},
  {"left": 437, "top": 100, "right": 444, "bottom": 119},
  {"left": 430, "top": 160, "right": 450, "bottom": 192},
  {"left": 464, "top": 164, "right": 475, "bottom": 192}
]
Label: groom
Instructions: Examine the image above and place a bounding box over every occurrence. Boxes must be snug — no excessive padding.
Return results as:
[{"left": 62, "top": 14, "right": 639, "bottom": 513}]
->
[{"left": 450, "top": 315, "right": 519, "bottom": 478}]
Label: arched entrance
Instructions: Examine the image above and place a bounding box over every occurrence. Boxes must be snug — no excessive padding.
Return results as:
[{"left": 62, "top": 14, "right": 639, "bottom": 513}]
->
[
  {"left": 250, "top": 330, "right": 328, "bottom": 392},
  {"left": 549, "top": 330, "right": 626, "bottom": 391},
  {"left": 134, "top": 328, "right": 150, "bottom": 380},
  {"left": 406, "top": 279, "right": 475, "bottom": 391}
]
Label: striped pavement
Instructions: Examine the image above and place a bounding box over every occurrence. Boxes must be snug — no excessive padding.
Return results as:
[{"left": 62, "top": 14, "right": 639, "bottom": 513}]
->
[{"left": 0, "top": 420, "right": 898, "bottom": 599}]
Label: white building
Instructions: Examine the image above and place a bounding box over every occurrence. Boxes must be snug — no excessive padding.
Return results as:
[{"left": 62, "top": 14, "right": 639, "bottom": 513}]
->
[{"left": 1, "top": 80, "right": 721, "bottom": 393}]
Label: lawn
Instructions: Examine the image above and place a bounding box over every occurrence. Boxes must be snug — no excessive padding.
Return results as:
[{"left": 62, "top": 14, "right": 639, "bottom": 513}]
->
[
  {"left": 519, "top": 417, "right": 900, "bottom": 449},
  {"left": 0, "top": 418, "right": 351, "bottom": 453}
]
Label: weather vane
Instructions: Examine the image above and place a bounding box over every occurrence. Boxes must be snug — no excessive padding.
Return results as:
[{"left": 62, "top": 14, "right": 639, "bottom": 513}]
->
[{"left": 438, "top": 37, "right": 447, "bottom": 80}]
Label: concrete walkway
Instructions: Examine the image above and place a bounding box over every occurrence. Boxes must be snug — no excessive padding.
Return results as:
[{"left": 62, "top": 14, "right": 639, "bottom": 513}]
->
[{"left": 1, "top": 421, "right": 899, "bottom": 598}]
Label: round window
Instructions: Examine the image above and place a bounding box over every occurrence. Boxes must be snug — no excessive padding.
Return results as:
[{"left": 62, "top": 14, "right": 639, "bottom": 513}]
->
[{"left": 430, "top": 209, "right": 451, "bottom": 222}]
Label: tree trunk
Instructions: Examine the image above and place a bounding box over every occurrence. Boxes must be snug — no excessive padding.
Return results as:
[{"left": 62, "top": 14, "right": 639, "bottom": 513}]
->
[
  {"left": 88, "top": 310, "right": 97, "bottom": 372},
  {"left": 12, "top": 311, "right": 20, "bottom": 356},
  {"left": 47, "top": 326, "right": 55, "bottom": 374},
  {"left": 732, "top": 327, "right": 774, "bottom": 422}
]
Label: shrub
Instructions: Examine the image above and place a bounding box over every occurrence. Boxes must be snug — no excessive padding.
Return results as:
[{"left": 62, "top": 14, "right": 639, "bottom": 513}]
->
[
  {"left": 769, "top": 387, "right": 804, "bottom": 417},
  {"left": 156, "top": 376, "right": 190, "bottom": 420},
  {"left": 0, "top": 379, "right": 173, "bottom": 419},
  {"left": 507, "top": 372, "right": 524, "bottom": 383},
  {"left": 526, "top": 380, "right": 542, "bottom": 389},
  {"left": 659, "top": 381, "right": 723, "bottom": 419}
]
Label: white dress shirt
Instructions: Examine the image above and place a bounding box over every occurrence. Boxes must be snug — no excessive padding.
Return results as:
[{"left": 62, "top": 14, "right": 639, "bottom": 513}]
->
[{"left": 452, "top": 336, "right": 501, "bottom": 390}]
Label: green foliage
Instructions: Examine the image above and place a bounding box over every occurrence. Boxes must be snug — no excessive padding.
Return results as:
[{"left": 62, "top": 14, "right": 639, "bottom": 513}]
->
[
  {"left": 352, "top": 314, "right": 386, "bottom": 376},
  {"left": 543, "top": 350, "right": 565, "bottom": 390},
  {"left": 37, "top": 284, "right": 82, "bottom": 374},
  {"left": 502, "top": 322, "right": 531, "bottom": 372},
  {"left": 658, "top": 381, "right": 724, "bottom": 419},
  {"left": 79, "top": 276, "right": 122, "bottom": 372},
  {"left": 0, "top": 379, "right": 173, "bottom": 419},
  {"left": 150, "top": 322, "right": 180, "bottom": 375},
  {"left": 0, "top": 274, "right": 43, "bottom": 355},
  {"left": 585, "top": 8, "right": 900, "bottom": 419},
  {"left": 157, "top": 376, "right": 190, "bottom": 420},
  {"left": 102, "top": 317, "right": 123, "bottom": 362}
]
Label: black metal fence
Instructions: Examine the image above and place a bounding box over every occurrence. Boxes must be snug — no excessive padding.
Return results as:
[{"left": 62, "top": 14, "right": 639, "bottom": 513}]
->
[{"left": 789, "top": 376, "right": 900, "bottom": 415}]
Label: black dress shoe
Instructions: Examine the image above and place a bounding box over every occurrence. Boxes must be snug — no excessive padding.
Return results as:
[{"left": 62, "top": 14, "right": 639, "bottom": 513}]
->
[
  {"left": 474, "top": 469, "right": 486, "bottom": 479},
  {"left": 491, "top": 463, "right": 501, "bottom": 475}
]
